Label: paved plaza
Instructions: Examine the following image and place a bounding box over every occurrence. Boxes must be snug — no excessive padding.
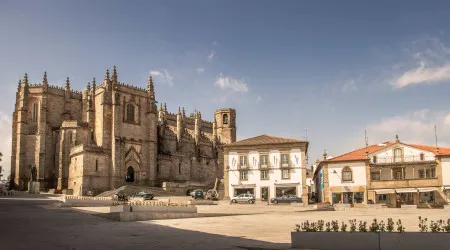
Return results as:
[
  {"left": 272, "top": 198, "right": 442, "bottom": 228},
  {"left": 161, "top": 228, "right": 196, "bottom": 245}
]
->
[{"left": 2, "top": 193, "right": 450, "bottom": 249}]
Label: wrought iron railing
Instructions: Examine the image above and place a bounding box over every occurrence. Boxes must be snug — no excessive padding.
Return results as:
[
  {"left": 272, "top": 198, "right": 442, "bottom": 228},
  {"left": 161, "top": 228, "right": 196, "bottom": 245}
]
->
[{"left": 372, "top": 155, "right": 435, "bottom": 164}]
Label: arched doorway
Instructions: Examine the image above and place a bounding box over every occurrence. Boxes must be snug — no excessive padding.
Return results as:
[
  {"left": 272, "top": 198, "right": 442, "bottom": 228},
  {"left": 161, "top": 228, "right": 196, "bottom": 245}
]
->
[{"left": 126, "top": 167, "right": 135, "bottom": 183}]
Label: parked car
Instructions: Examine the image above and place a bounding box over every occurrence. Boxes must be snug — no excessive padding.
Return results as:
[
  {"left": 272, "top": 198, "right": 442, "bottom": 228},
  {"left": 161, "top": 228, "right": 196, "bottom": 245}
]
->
[
  {"left": 230, "top": 194, "right": 255, "bottom": 204},
  {"left": 194, "top": 190, "right": 205, "bottom": 199},
  {"left": 270, "top": 195, "right": 302, "bottom": 204},
  {"left": 186, "top": 189, "right": 195, "bottom": 196},
  {"left": 133, "top": 191, "right": 154, "bottom": 200},
  {"left": 190, "top": 189, "right": 204, "bottom": 198}
]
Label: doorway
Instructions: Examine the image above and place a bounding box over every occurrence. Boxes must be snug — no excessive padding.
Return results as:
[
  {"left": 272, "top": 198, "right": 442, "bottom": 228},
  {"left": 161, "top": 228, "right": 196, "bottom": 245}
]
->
[
  {"left": 261, "top": 187, "right": 269, "bottom": 201},
  {"left": 126, "top": 167, "right": 135, "bottom": 183}
]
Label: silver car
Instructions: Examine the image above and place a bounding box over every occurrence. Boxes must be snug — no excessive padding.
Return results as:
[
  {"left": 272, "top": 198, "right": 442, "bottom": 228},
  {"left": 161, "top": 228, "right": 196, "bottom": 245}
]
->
[{"left": 230, "top": 194, "right": 256, "bottom": 204}]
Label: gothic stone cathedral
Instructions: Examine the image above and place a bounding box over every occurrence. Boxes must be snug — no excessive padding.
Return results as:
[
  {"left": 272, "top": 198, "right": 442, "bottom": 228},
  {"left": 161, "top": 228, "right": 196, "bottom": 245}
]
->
[{"left": 11, "top": 67, "right": 236, "bottom": 195}]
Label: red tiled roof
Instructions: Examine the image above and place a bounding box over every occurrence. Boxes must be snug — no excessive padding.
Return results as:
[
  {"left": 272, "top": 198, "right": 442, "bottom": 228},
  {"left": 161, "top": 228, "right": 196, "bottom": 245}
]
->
[
  {"left": 327, "top": 141, "right": 450, "bottom": 162},
  {"left": 225, "top": 134, "right": 305, "bottom": 147}
]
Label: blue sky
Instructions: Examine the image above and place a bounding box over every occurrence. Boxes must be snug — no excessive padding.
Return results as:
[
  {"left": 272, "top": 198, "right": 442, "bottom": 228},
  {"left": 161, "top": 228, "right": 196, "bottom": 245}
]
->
[{"left": 2, "top": 0, "right": 450, "bottom": 177}]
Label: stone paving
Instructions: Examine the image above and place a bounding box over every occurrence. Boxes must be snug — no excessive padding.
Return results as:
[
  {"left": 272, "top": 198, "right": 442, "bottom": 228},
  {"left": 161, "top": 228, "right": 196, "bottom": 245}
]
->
[{"left": 2, "top": 193, "right": 450, "bottom": 249}]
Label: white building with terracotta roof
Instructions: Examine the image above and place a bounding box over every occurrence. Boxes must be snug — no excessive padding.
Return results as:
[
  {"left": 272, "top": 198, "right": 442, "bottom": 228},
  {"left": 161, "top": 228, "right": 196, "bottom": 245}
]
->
[
  {"left": 223, "top": 134, "right": 309, "bottom": 203},
  {"left": 314, "top": 137, "right": 450, "bottom": 208}
]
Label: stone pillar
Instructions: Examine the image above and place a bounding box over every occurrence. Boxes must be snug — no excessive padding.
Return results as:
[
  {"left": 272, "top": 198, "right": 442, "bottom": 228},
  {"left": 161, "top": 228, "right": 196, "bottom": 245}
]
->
[{"left": 223, "top": 149, "right": 230, "bottom": 200}]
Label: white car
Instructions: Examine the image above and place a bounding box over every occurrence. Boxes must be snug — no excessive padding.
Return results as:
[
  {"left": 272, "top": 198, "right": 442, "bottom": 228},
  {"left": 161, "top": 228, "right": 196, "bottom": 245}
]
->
[{"left": 230, "top": 194, "right": 256, "bottom": 204}]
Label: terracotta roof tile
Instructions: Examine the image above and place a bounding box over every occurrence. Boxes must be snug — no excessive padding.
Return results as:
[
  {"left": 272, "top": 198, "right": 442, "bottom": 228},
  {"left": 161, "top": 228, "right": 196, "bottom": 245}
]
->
[
  {"left": 226, "top": 134, "right": 305, "bottom": 147},
  {"left": 328, "top": 141, "right": 450, "bottom": 162}
]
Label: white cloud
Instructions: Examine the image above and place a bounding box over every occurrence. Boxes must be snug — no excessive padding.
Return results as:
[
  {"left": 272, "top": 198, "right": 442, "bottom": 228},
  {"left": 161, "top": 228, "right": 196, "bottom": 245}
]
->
[
  {"left": 341, "top": 80, "right": 358, "bottom": 93},
  {"left": 214, "top": 74, "right": 249, "bottom": 93},
  {"left": 395, "top": 63, "right": 450, "bottom": 88},
  {"left": 329, "top": 109, "right": 450, "bottom": 159},
  {"left": 392, "top": 37, "right": 450, "bottom": 88},
  {"left": 196, "top": 68, "right": 204, "bottom": 73},
  {"left": 363, "top": 109, "right": 450, "bottom": 146},
  {"left": 208, "top": 51, "right": 215, "bottom": 63},
  {"left": 256, "top": 95, "right": 262, "bottom": 103},
  {"left": 150, "top": 69, "right": 174, "bottom": 86},
  {"left": 0, "top": 112, "right": 12, "bottom": 180}
]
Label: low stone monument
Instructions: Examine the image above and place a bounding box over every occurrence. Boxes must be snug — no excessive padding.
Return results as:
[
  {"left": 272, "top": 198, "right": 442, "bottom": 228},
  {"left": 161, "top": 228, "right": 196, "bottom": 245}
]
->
[{"left": 28, "top": 165, "right": 40, "bottom": 194}]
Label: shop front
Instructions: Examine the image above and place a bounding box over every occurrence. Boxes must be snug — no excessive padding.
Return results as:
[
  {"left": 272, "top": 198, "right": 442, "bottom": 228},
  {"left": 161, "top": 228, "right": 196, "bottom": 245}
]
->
[
  {"left": 232, "top": 184, "right": 256, "bottom": 197},
  {"left": 372, "top": 187, "right": 439, "bottom": 207},
  {"left": 329, "top": 186, "right": 366, "bottom": 205}
]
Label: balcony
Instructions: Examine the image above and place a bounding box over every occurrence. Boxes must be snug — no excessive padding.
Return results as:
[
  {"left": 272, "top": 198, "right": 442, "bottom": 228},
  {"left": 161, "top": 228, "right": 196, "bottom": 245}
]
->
[
  {"left": 237, "top": 163, "right": 249, "bottom": 170},
  {"left": 371, "top": 155, "right": 435, "bottom": 165},
  {"left": 259, "top": 163, "right": 270, "bottom": 169},
  {"left": 280, "top": 163, "right": 292, "bottom": 169},
  {"left": 369, "top": 178, "right": 439, "bottom": 189}
]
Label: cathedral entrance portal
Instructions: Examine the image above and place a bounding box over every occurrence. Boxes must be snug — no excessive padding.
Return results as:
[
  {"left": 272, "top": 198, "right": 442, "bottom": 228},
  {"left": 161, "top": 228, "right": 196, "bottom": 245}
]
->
[{"left": 126, "top": 167, "right": 135, "bottom": 183}]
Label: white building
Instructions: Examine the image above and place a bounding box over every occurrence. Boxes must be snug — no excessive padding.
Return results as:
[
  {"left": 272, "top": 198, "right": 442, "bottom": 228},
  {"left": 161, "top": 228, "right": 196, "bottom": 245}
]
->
[
  {"left": 314, "top": 137, "right": 450, "bottom": 208},
  {"left": 223, "top": 134, "right": 309, "bottom": 203}
]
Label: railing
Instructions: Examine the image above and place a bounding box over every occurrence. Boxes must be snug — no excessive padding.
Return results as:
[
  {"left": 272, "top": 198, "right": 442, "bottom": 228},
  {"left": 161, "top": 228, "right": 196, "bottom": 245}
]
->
[
  {"left": 237, "top": 163, "right": 249, "bottom": 170},
  {"left": 280, "top": 162, "right": 292, "bottom": 168},
  {"left": 372, "top": 155, "right": 435, "bottom": 164},
  {"left": 259, "top": 163, "right": 270, "bottom": 169}
]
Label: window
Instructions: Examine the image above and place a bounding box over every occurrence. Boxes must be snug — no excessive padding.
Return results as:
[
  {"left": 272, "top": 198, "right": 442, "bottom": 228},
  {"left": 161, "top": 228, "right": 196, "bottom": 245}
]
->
[
  {"left": 281, "top": 154, "right": 289, "bottom": 165},
  {"left": 261, "top": 170, "right": 269, "bottom": 180},
  {"left": 239, "top": 155, "right": 248, "bottom": 168},
  {"left": 372, "top": 156, "right": 377, "bottom": 163},
  {"left": 420, "top": 153, "right": 425, "bottom": 161},
  {"left": 354, "top": 192, "right": 364, "bottom": 204},
  {"left": 394, "top": 148, "right": 403, "bottom": 162},
  {"left": 240, "top": 170, "right": 248, "bottom": 180},
  {"left": 342, "top": 167, "right": 352, "bottom": 182},
  {"left": 420, "top": 191, "right": 435, "bottom": 203},
  {"left": 371, "top": 172, "right": 380, "bottom": 180},
  {"left": 260, "top": 154, "right": 268, "bottom": 167},
  {"left": 426, "top": 168, "right": 436, "bottom": 178},
  {"left": 223, "top": 114, "right": 228, "bottom": 124},
  {"left": 126, "top": 104, "right": 135, "bottom": 122},
  {"left": 95, "top": 159, "right": 98, "bottom": 172},
  {"left": 282, "top": 169, "right": 290, "bottom": 179},
  {"left": 393, "top": 168, "right": 403, "bottom": 179},
  {"left": 32, "top": 103, "right": 39, "bottom": 122},
  {"left": 418, "top": 169, "right": 425, "bottom": 179},
  {"left": 376, "top": 194, "right": 391, "bottom": 204}
]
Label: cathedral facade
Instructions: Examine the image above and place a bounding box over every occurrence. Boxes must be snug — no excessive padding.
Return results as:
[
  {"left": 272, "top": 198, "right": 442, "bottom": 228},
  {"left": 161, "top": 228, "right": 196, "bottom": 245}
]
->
[{"left": 11, "top": 67, "right": 236, "bottom": 195}]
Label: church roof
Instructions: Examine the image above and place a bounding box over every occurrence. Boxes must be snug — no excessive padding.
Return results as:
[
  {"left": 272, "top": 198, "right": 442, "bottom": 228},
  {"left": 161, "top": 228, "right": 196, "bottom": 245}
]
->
[{"left": 225, "top": 134, "right": 305, "bottom": 147}]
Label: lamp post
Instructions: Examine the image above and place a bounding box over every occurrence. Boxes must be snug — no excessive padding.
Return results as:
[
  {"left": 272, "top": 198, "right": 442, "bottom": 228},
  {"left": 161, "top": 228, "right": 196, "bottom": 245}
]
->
[{"left": 0, "top": 152, "right": 3, "bottom": 180}]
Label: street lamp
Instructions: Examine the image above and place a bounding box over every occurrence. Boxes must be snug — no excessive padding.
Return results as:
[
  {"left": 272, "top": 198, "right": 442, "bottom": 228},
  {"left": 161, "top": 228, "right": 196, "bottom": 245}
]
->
[{"left": 0, "top": 152, "right": 3, "bottom": 180}]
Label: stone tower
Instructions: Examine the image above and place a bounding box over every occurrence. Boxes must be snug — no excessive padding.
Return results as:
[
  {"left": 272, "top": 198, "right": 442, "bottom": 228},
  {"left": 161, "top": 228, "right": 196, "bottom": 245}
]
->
[{"left": 214, "top": 108, "right": 236, "bottom": 144}]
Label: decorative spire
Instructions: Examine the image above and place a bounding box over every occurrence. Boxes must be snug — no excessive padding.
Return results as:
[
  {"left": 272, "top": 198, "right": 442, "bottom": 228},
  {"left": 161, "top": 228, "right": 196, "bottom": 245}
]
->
[
  {"left": 159, "top": 103, "right": 163, "bottom": 111},
  {"left": 43, "top": 71, "right": 48, "bottom": 85},
  {"left": 164, "top": 103, "right": 167, "bottom": 112},
  {"left": 65, "top": 77, "right": 70, "bottom": 89},
  {"left": 395, "top": 134, "right": 399, "bottom": 142},
  {"left": 105, "top": 69, "right": 110, "bottom": 80},
  {"left": 182, "top": 107, "right": 185, "bottom": 117},
  {"left": 177, "top": 107, "right": 181, "bottom": 115},
  {"left": 323, "top": 149, "right": 327, "bottom": 160},
  {"left": 92, "top": 77, "right": 96, "bottom": 88},
  {"left": 17, "top": 79, "right": 22, "bottom": 91},
  {"left": 23, "top": 73, "right": 28, "bottom": 85},
  {"left": 112, "top": 65, "right": 118, "bottom": 83},
  {"left": 87, "top": 82, "right": 91, "bottom": 91},
  {"left": 148, "top": 75, "right": 154, "bottom": 92}
]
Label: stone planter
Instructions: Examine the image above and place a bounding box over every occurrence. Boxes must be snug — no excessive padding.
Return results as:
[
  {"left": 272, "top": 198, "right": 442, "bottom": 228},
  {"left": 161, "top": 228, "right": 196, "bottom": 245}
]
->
[
  {"left": 291, "top": 232, "right": 450, "bottom": 250},
  {"left": 291, "top": 232, "right": 379, "bottom": 250},
  {"left": 401, "top": 205, "right": 417, "bottom": 209},
  {"left": 380, "top": 232, "right": 450, "bottom": 250}
]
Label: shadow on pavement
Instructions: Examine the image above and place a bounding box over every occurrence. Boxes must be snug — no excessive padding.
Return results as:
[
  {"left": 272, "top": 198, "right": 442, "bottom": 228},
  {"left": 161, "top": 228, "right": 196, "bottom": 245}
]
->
[{"left": 0, "top": 194, "right": 293, "bottom": 250}]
